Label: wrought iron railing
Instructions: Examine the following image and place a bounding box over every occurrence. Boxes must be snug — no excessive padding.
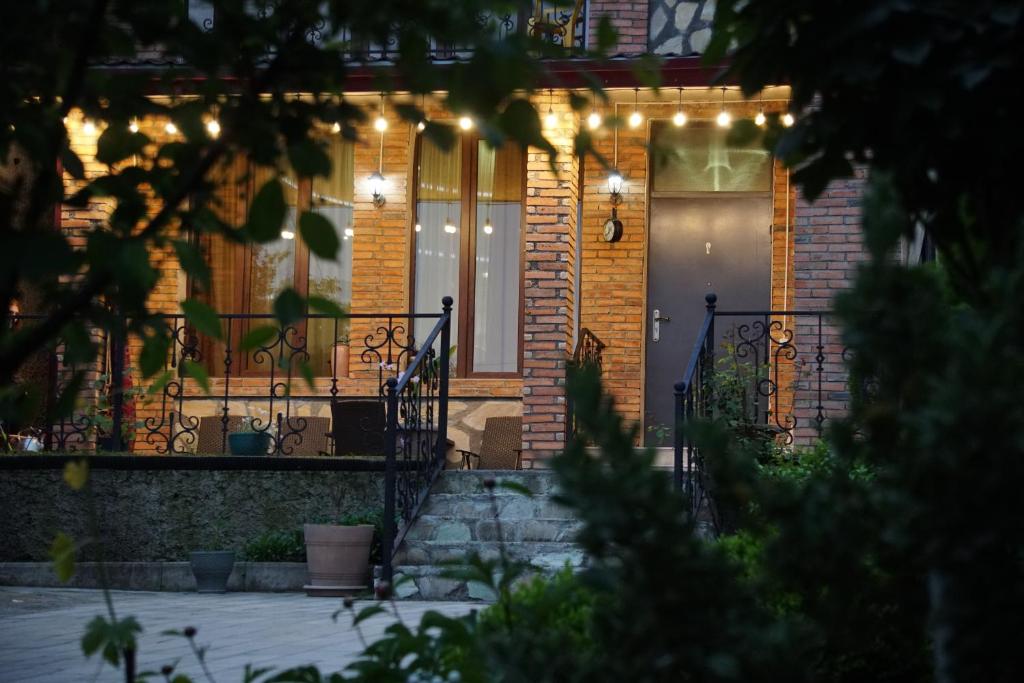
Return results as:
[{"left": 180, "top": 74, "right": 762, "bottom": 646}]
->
[
  {"left": 673, "top": 294, "right": 849, "bottom": 528},
  {"left": 566, "top": 327, "right": 605, "bottom": 442}
]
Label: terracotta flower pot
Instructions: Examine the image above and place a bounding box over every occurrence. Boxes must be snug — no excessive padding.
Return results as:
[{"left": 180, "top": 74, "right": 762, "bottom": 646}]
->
[
  {"left": 331, "top": 343, "right": 350, "bottom": 378},
  {"left": 303, "top": 523, "right": 374, "bottom": 597}
]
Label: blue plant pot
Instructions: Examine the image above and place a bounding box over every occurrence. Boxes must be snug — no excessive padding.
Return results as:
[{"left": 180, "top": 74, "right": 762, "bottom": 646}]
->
[{"left": 228, "top": 432, "right": 271, "bottom": 456}]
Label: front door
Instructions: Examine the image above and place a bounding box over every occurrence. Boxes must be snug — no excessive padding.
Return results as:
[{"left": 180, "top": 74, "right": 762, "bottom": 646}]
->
[{"left": 643, "top": 196, "right": 771, "bottom": 444}]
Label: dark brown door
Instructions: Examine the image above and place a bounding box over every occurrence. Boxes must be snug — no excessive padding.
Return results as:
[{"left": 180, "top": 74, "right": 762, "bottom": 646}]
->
[{"left": 644, "top": 195, "right": 771, "bottom": 444}]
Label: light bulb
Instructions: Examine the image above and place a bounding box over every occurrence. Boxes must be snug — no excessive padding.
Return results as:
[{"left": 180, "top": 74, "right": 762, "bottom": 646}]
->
[
  {"left": 414, "top": 222, "right": 422, "bottom": 232},
  {"left": 128, "top": 119, "right": 140, "bottom": 133},
  {"left": 483, "top": 220, "right": 493, "bottom": 235},
  {"left": 544, "top": 110, "right": 558, "bottom": 128},
  {"left": 628, "top": 110, "right": 642, "bottom": 128},
  {"left": 206, "top": 118, "right": 221, "bottom": 138},
  {"left": 607, "top": 171, "right": 623, "bottom": 195},
  {"left": 280, "top": 229, "right": 295, "bottom": 240},
  {"left": 165, "top": 121, "right": 178, "bottom": 135},
  {"left": 444, "top": 221, "right": 457, "bottom": 234},
  {"left": 586, "top": 111, "right": 601, "bottom": 130},
  {"left": 331, "top": 122, "right": 341, "bottom": 134},
  {"left": 672, "top": 110, "right": 686, "bottom": 127},
  {"left": 374, "top": 116, "right": 388, "bottom": 132},
  {"left": 755, "top": 111, "right": 766, "bottom": 126},
  {"left": 82, "top": 119, "right": 96, "bottom": 135},
  {"left": 368, "top": 171, "right": 386, "bottom": 199},
  {"left": 344, "top": 226, "right": 355, "bottom": 238},
  {"left": 782, "top": 112, "right": 795, "bottom": 127},
  {"left": 716, "top": 109, "right": 731, "bottom": 128},
  {"left": 458, "top": 116, "right": 473, "bottom": 131},
  {"left": 416, "top": 120, "right": 426, "bottom": 132}
]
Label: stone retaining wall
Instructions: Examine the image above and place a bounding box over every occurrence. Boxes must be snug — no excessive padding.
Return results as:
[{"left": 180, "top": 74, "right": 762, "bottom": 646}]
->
[{"left": 0, "top": 468, "right": 384, "bottom": 562}]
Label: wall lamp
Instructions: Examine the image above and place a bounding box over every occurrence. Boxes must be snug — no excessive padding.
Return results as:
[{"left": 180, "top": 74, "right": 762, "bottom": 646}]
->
[
  {"left": 607, "top": 170, "right": 624, "bottom": 205},
  {"left": 368, "top": 171, "right": 386, "bottom": 209}
]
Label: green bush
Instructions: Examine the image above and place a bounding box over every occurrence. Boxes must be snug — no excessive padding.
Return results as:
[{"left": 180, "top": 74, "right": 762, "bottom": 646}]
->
[{"left": 242, "top": 530, "right": 305, "bottom": 563}]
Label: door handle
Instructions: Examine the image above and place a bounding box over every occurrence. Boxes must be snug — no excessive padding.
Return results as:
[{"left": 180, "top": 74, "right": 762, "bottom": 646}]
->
[{"left": 653, "top": 309, "right": 670, "bottom": 342}]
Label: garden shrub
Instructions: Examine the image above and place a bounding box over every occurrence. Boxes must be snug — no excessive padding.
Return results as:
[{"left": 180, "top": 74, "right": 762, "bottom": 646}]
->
[{"left": 242, "top": 530, "right": 305, "bottom": 563}]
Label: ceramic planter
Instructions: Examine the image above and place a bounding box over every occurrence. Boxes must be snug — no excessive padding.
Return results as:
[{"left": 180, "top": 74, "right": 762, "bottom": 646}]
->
[
  {"left": 228, "top": 432, "right": 271, "bottom": 455},
  {"left": 189, "top": 551, "right": 236, "bottom": 593},
  {"left": 303, "top": 523, "right": 374, "bottom": 597}
]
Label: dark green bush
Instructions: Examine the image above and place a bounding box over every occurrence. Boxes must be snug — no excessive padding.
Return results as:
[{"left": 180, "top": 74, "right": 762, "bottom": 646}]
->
[{"left": 242, "top": 530, "right": 305, "bottom": 563}]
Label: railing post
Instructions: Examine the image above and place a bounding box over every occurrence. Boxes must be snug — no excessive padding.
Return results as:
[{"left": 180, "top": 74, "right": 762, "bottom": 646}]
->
[
  {"left": 435, "top": 296, "right": 453, "bottom": 464},
  {"left": 382, "top": 377, "right": 399, "bottom": 589},
  {"left": 109, "top": 314, "right": 126, "bottom": 452},
  {"left": 704, "top": 292, "right": 717, "bottom": 417},
  {"left": 673, "top": 380, "right": 686, "bottom": 492}
]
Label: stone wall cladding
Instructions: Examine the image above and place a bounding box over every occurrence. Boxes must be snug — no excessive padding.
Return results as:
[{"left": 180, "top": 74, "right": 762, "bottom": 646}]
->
[
  {"left": 649, "top": 0, "right": 715, "bottom": 55},
  {"left": 0, "top": 468, "right": 383, "bottom": 562}
]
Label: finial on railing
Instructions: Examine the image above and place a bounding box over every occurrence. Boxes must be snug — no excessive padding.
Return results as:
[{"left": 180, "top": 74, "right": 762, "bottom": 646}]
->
[
  {"left": 385, "top": 377, "right": 398, "bottom": 392},
  {"left": 705, "top": 292, "right": 717, "bottom": 309},
  {"left": 441, "top": 296, "right": 453, "bottom": 313},
  {"left": 673, "top": 380, "right": 687, "bottom": 394}
]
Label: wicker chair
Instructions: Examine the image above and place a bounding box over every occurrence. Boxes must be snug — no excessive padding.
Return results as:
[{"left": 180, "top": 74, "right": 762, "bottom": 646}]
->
[
  {"left": 329, "top": 399, "right": 387, "bottom": 457},
  {"left": 278, "top": 416, "right": 331, "bottom": 456},
  {"left": 459, "top": 416, "right": 523, "bottom": 470},
  {"left": 195, "top": 415, "right": 247, "bottom": 455}
]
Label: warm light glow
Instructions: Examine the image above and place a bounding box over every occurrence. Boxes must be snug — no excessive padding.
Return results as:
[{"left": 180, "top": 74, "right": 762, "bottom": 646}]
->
[
  {"left": 82, "top": 119, "right": 97, "bottom": 135},
  {"left": 416, "top": 120, "right": 426, "bottom": 132},
  {"left": 374, "top": 116, "right": 388, "bottom": 132},
  {"left": 344, "top": 226, "right": 355, "bottom": 238},
  {"left": 586, "top": 111, "right": 602, "bottom": 130},
  {"left": 128, "top": 119, "right": 140, "bottom": 134},
  {"left": 280, "top": 229, "right": 295, "bottom": 240},
  {"left": 414, "top": 222, "right": 422, "bottom": 232},
  {"left": 206, "top": 119, "right": 221, "bottom": 138},
  {"left": 458, "top": 116, "right": 473, "bottom": 131},
  {"left": 483, "top": 219, "right": 493, "bottom": 235},
  {"left": 165, "top": 121, "right": 178, "bottom": 135},
  {"left": 782, "top": 112, "right": 795, "bottom": 127},
  {"left": 672, "top": 110, "right": 687, "bottom": 127},
  {"left": 716, "top": 109, "right": 732, "bottom": 128},
  {"left": 607, "top": 171, "right": 623, "bottom": 195},
  {"left": 755, "top": 111, "right": 766, "bottom": 126},
  {"left": 444, "top": 221, "right": 457, "bottom": 234},
  {"left": 332, "top": 122, "right": 342, "bottom": 134},
  {"left": 544, "top": 110, "right": 558, "bottom": 129},
  {"left": 628, "top": 110, "right": 643, "bottom": 128},
  {"left": 368, "top": 171, "right": 386, "bottom": 200}
]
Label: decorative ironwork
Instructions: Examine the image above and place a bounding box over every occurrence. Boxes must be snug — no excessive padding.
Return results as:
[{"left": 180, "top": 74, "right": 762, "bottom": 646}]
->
[
  {"left": 566, "top": 327, "right": 605, "bottom": 442},
  {"left": 673, "top": 294, "right": 850, "bottom": 533}
]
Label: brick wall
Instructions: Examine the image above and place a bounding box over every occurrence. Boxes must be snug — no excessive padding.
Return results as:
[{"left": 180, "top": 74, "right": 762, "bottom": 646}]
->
[{"left": 589, "top": 0, "right": 650, "bottom": 53}]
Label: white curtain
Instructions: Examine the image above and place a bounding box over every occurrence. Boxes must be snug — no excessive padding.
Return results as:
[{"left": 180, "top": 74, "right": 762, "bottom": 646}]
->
[
  {"left": 473, "top": 202, "right": 520, "bottom": 372},
  {"left": 414, "top": 200, "right": 461, "bottom": 352}
]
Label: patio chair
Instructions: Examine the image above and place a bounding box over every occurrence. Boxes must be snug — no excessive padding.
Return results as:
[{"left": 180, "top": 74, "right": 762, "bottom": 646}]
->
[
  {"left": 195, "top": 415, "right": 247, "bottom": 455},
  {"left": 458, "top": 416, "right": 523, "bottom": 470},
  {"left": 278, "top": 416, "right": 331, "bottom": 456},
  {"left": 329, "top": 399, "right": 386, "bottom": 457}
]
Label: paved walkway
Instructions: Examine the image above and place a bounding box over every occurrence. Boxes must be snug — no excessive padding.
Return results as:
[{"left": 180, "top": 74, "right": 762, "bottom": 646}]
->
[{"left": 0, "top": 587, "right": 478, "bottom": 682}]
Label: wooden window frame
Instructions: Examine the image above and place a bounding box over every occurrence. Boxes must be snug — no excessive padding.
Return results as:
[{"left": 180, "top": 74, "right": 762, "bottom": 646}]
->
[{"left": 409, "top": 130, "right": 526, "bottom": 379}]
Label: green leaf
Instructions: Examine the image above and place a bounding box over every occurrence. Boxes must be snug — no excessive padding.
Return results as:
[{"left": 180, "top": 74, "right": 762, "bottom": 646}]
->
[
  {"left": 180, "top": 299, "right": 223, "bottom": 340},
  {"left": 307, "top": 296, "right": 348, "bottom": 318},
  {"left": 139, "top": 332, "right": 171, "bottom": 377},
  {"left": 182, "top": 359, "right": 210, "bottom": 393},
  {"left": 287, "top": 138, "right": 331, "bottom": 178},
  {"left": 595, "top": 15, "right": 617, "bottom": 54},
  {"left": 63, "top": 460, "right": 89, "bottom": 490},
  {"left": 172, "top": 240, "right": 211, "bottom": 287},
  {"left": 298, "top": 359, "right": 315, "bottom": 390},
  {"left": 499, "top": 480, "right": 534, "bottom": 497},
  {"left": 60, "top": 145, "right": 85, "bottom": 180},
  {"left": 49, "top": 532, "right": 76, "bottom": 582},
  {"left": 246, "top": 178, "right": 287, "bottom": 243},
  {"left": 352, "top": 605, "right": 388, "bottom": 626},
  {"left": 299, "top": 211, "right": 340, "bottom": 260},
  {"left": 241, "top": 325, "right": 279, "bottom": 351},
  {"left": 273, "top": 288, "right": 305, "bottom": 326},
  {"left": 96, "top": 126, "right": 148, "bottom": 165}
]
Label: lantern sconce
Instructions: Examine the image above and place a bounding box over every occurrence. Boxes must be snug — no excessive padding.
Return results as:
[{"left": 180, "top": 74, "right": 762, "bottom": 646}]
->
[
  {"left": 368, "top": 171, "right": 386, "bottom": 209},
  {"left": 607, "top": 170, "right": 624, "bottom": 206}
]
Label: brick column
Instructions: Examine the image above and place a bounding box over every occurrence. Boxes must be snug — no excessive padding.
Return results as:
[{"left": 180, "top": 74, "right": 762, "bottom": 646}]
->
[{"left": 522, "top": 94, "right": 580, "bottom": 462}]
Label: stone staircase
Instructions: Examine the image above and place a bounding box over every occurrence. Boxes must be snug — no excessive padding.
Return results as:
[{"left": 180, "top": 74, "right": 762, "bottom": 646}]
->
[{"left": 389, "top": 470, "right": 584, "bottom": 600}]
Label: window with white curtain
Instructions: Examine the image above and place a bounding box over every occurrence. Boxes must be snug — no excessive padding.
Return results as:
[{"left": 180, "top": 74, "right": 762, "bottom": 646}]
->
[{"left": 413, "top": 134, "right": 523, "bottom": 376}]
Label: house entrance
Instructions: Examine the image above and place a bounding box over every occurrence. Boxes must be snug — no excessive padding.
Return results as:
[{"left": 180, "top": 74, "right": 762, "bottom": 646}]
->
[{"left": 643, "top": 123, "right": 772, "bottom": 445}]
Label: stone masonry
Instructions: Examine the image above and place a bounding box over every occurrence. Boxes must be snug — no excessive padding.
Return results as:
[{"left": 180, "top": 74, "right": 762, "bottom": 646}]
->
[{"left": 649, "top": 0, "right": 716, "bottom": 55}]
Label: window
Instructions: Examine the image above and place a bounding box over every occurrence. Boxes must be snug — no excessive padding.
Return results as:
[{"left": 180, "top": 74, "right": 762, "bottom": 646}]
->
[
  {"left": 413, "top": 135, "right": 523, "bottom": 376},
  {"left": 201, "top": 136, "right": 355, "bottom": 375}
]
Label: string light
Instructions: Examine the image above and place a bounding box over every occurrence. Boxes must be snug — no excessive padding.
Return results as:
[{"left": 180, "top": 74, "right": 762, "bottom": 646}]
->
[
  {"left": 416, "top": 94, "right": 427, "bottom": 132},
  {"left": 374, "top": 93, "right": 388, "bottom": 132},
  {"left": 414, "top": 221, "right": 422, "bottom": 232},
  {"left": 673, "top": 88, "right": 687, "bottom": 127},
  {"left": 458, "top": 116, "right": 473, "bottom": 131},
  {"left": 82, "top": 119, "right": 97, "bottom": 135},
  {"left": 544, "top": 89, "right": 558, "bottom": 128},
  {"left": 755, "top": 92, "right": 766, "bottom": 126},
  {"left": 716, "top": 87, "right": 731, "bottom": 128},
  {"left": 587, "top": 110, "right": 601, "bottom": 130},
  {"left": 165, "top": 121, "right": 178, "bottom": 135},
  {"left": 444, "top": 221, "right": 457, "bottom": 234},
  {"left": 206, "top": 118, "right": 221, "bottom": 138},
  {"left": 628, "top": 88, "right": 642, "bottom": 129},
  {"left": 280, "top": 229, "right": 295, "bottom": 240},
  {"left": 782, "top": 112, "right": 795, "bottom": 127},
  {"left": 331, "top": 122, "right": 341, "bottom": 134},
  {"left": 344, "top": 226, "right": 355, "bottom": 238},
  {"left": 483, "top": 218, "right": 493, "bottom": 235},
  {"left": 128, "top": 119, "right": 140, "bottom": 133}
]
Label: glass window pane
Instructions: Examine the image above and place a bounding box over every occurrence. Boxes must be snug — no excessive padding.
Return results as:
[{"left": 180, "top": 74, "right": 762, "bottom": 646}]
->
[
  {"left": 473, "top": 142, "right": 521, "bottom": 373},
  {"left": 308, "top": 137, "right": 355, "bottom": 375},
  {"left": 247, "top": 166, "right": 297, "bottom": 314},
  {"left": 652, "top": 123, "right": 771, "bottom": 193},
  {"left": 414, "top": 136, "right": 462, "bottom": 355}
]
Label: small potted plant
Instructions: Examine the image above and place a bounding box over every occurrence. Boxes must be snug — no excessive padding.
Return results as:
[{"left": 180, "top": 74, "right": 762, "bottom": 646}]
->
[
  {"left": 87, "top": 371, "right": 146, "bottom": 452},
  {"left": 303, "top": 493, "right": 382, "bottom": 596},
  {"left": 331, "top": 333, "right": 351, "bottom": 378},
  {"left": 228, "top": 416, "right": 272, "bottom": 456},
  {"left": 189, "top": 520, "right": 236, "bottom": 593}
]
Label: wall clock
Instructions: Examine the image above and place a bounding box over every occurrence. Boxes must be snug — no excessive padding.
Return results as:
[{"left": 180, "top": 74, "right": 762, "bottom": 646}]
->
[{"left": 603, "top": 210, "right": 623, "bottom": 243}]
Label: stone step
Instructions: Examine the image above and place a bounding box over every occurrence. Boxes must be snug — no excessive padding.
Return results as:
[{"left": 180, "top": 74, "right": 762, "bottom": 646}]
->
[
  {"left": 394, "top": 540, "right": 585, "bottom": 569},
  {"left": 431, "top": 470, "right": 561, "bottom": 496},
  {"left": 418, "top": 493, "right": 575, "bottom": 520},
  {"left": 403, "top": 514, "right": 582, "bottom": 543}
]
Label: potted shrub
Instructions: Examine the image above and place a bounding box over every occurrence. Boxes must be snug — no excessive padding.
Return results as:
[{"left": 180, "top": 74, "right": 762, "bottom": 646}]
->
[
  {"left": 303, "top": 502, "right": 382, "bottom": 597},
  {"left": 228, "top": 416, "right": 272, "bottom": 455},
  {"left": 189, "top": 520, "right": 236, "bottom": 593},
  {"left": 331, "top": 333, "right": 351, "bottom": 378}
]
